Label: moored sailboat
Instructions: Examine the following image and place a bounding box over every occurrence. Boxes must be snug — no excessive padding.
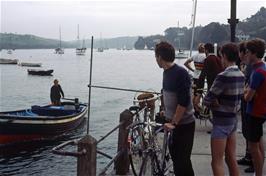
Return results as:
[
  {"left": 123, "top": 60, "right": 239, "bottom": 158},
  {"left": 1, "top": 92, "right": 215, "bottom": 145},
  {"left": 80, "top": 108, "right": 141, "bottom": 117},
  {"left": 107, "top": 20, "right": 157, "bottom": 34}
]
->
[
  {"left": 76, "top": 25, "right": 86, "bottom": 55},
  {"left": 55, "top": 26, "right": 64, "bottom": 54}
]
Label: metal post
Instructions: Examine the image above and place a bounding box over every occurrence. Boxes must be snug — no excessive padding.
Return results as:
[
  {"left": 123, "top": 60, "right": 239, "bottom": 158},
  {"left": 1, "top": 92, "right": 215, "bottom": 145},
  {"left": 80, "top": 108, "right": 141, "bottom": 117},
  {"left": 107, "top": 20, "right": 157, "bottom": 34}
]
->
[
  {"left": 87, "top": 36, "right": 94, "bottom": 134},
  {"left": 114, "top": 109, "right": 134, "bottom": 175},
  {"left": 77, "top": 135, "right": 97, "bottom": 176},
  {"left": 228, "top": 0, "right": 239, "bottom": 42}
]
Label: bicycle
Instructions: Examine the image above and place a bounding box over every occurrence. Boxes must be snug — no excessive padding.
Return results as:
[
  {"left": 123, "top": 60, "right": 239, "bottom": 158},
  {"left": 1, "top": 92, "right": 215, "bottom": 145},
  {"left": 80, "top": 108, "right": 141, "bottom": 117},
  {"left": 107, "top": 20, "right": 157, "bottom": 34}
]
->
[
  {"left": 194, "top": 88, "right": 213, "bottom": 125},
  {"left": 127, "top": 93, "right": 173, "bottom": 176},
  {"left": 127, "top": 120, "right": 172, "bottom": 176}
]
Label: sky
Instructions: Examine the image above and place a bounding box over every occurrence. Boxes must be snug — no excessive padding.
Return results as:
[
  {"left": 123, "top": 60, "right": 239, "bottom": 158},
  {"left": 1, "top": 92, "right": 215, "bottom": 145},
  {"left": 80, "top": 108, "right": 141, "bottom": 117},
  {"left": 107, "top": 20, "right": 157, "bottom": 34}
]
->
[{"left": 1, "top": 0, "right": 266, "bottom": 40}]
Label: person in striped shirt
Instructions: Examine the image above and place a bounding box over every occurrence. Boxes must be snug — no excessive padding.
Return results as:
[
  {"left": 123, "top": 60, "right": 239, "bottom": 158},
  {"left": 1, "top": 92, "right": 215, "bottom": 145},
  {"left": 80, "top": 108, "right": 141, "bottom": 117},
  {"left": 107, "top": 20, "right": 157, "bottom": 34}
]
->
[{"left": 203, "top": 43, "right": 245, "bottom": 176}]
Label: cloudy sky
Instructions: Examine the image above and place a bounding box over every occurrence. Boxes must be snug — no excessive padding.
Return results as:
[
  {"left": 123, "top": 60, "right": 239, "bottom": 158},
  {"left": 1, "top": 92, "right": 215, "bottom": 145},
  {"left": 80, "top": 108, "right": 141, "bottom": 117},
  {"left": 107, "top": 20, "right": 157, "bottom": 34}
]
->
[{"left": 1, "top": 0, "right": 266, "bottom": 40}]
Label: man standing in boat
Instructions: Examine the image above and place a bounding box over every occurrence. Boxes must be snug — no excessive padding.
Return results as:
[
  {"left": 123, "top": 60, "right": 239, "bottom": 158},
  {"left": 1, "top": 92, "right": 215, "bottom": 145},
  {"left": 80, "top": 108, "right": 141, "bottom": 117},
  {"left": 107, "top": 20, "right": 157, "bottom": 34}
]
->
[{"left": 50, "top": 79, "right": 64, "bottom": 106}]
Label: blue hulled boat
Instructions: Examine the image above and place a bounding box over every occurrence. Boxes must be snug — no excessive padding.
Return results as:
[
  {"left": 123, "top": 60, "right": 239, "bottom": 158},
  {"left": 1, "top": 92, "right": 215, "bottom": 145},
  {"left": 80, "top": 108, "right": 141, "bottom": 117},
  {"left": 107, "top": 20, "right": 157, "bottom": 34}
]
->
[{"left": 0, "top": 101, "right": 87, "bottom": 146}]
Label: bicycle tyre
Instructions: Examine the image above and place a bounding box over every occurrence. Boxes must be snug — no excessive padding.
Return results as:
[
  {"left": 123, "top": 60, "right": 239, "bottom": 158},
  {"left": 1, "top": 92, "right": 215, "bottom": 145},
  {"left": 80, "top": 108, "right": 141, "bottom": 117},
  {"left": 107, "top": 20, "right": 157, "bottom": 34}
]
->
[{"left": 128, "top": 125, "right": 147, "bottom": 176}]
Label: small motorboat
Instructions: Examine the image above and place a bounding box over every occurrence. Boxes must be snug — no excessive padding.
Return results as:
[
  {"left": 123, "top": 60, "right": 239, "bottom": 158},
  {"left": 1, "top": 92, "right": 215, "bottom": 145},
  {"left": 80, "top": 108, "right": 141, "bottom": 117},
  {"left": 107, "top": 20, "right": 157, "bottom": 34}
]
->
[
  {"left": 7, "top": 49, "right": 12, "bottom": 54},
  {"left": 76, "top": 48, "right": 86, "bottom": 55},
  {"left": 0, "top": 100, "right": 87, "bottom": 146},
  {"left": 28, "top": 69, "right": 53, "bottom": 76},
  {"left": 97, "top": 47, "right": 104, "bottom": 52},
  {"left": 175, "top": 50, "right": 189, "bottom": 59},
  {"left": 55, "top": 48, "right": 64, "bottom": 54},
  {"left": 0, "top": 58, "right": 18, "bottom": 64},
  {"left": 19, "top": 62, "right": 42, "bottom": 67}
]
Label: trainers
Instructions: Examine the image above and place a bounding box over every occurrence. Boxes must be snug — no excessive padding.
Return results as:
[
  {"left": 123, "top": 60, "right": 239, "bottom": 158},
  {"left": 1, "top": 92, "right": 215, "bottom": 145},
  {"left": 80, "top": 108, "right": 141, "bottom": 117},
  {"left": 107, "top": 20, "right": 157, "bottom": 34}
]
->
[
  {"left": 244, "top": 166, "right": 255, "bottom": 173},
  {"left": 237, "top": 157, "right": 252, "bottom": 166}
]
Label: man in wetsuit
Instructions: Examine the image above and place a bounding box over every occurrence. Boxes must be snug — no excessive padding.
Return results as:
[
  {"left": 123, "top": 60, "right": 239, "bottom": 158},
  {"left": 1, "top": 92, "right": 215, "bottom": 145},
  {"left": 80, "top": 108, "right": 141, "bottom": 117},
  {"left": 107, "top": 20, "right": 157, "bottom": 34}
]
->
[{"left": 50, "top": 79, "right": 64, "bottom": 105}]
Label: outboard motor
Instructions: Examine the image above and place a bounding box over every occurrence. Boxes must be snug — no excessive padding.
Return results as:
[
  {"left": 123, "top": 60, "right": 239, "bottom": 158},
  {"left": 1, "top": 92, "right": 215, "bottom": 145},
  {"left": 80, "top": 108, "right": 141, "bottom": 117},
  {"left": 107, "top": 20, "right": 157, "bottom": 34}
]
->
[{"left": 74, "top": 98, "right": 79, "bottom": 111}]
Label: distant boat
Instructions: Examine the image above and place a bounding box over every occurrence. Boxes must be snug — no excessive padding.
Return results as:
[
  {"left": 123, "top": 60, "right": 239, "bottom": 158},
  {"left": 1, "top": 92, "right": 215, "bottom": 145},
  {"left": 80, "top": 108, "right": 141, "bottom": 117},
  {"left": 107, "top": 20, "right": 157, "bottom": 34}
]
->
[
  {"left": 7, "top": 49, "right": 12, "bottom": 54},
  {"left": 0, "top": 100, "right": 87, "bottom": 146},
  {"left": 175, "top": 21, "right": 189, "bottom": 59},
  {"left": 97, "top": 48, "right": 104, "bottom": 52},
  {"left": 97, "top": 33, "right": 104, "bottom": 52},
  {"left": 28, "top": 69, "right": 53, "bottom": 76},
  {"left": 76, "top": 24, "right": 86, "bottom": 56},
  {"left": 175, "top": 50, "right": 189, "bottom": 59},
  {"left": 19, "top": 62, "right": 42, "bottom": 67},
  {"left": 55, "top": 26, "right": 64, "bottom": 54},
  {"left": 0, "top": 58, "right": 18, "bottom": 64},
  {"left": 7, "top": 35, "right": 15, "bottom": 54},
  {"left": 55, "top": 48, "right": 64, "bottom": 54}
]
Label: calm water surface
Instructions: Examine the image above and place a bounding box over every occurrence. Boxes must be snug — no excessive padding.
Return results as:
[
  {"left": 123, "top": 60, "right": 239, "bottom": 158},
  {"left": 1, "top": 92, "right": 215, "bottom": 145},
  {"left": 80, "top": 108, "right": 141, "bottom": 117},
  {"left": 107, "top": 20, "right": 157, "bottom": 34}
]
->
[{"left": 0, "top": 49, "right": 189, "bottom": 175}]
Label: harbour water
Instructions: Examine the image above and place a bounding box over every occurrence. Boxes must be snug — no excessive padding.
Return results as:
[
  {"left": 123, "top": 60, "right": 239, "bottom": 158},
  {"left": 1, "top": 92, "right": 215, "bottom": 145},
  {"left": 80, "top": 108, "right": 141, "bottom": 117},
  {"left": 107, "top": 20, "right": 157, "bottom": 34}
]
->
[{"left": 0, "top": 49, "right": 190, "bottom": 176}]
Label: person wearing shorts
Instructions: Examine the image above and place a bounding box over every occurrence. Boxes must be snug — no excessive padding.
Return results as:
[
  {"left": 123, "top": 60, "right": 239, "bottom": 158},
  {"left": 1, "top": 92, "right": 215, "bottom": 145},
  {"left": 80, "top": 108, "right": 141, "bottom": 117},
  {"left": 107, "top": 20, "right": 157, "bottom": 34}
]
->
[
  {"left": 204, "top": 43, "right": 244, "bottom": 176},
  {"left": 244, "top": 38, "right": 266, "bottom": 176},
  {"left": 237, "top": 42, "right": 254, "bottom": 173}
]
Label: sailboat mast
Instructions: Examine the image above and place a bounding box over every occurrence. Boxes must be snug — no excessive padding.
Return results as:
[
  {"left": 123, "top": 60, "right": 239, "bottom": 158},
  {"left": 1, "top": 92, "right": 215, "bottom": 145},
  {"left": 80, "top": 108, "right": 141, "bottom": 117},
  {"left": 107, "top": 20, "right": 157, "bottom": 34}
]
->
[
  {"left": 77, "top": 24, "right": 80, "bottom": 40},
  {"left": 59, "top": 26, "right": 62, "bottom": 48},
  {"left": 189, "top": 0, "right": 197, "bottom": 57},
  {"left": 177, "top": 21, "right": 180, "bottom": 50}
]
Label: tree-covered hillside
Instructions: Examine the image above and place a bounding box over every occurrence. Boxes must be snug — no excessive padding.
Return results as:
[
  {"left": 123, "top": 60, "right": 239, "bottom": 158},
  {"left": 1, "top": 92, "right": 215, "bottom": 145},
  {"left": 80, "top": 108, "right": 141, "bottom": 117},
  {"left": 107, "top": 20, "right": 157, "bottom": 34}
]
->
[{"left": 134, "top": 7, "right": 266, "bottom": 50}]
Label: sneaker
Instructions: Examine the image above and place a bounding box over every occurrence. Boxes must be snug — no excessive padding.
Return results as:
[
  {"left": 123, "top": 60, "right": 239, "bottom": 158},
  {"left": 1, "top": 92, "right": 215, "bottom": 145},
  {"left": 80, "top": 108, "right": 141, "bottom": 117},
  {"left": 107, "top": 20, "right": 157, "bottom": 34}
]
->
[
  {"left": 237, "top": 157, "right": 252, "bottom": 166},
  {"left": 244, "top": 166, "right": 255, "bottom": 173}
]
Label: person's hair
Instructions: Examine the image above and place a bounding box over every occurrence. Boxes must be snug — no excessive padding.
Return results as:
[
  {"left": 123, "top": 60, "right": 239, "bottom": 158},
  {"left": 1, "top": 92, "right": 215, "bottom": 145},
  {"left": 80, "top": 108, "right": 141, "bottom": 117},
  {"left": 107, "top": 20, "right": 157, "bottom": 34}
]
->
[
  {"left": 198, "top": 43, "right": 205, "bottom": 53},
  {"left": 204, "top": 43, "right": 214, "bottom": 53},
  {"left": 155, "top": 41, "right": 175, "bottom": 62},
  {"left": 246, "top": 38, "right": 265, "bottom": 58},
  {"left": 54, "top": 79, "right": 58, "bottom": 83},
  {"left": 220, "top": 43, "right": 239, "bottom": 62},
  {"left": 238, "top": 41, "right": 247, "bottom": 54}
]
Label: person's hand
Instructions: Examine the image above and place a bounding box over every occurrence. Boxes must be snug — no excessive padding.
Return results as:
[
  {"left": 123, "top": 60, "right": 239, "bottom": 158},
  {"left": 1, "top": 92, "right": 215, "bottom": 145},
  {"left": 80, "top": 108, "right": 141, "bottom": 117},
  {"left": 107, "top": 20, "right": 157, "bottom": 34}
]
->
[
  {"left": 193, "top": 95, "right": 201, "bottom": 111},
  {"left": 159, "top": 110, "right": 165, "bottom": 117},
  {"left": 244, "top": 85, "right": 248, "bottom": 95},
  {"left": 164, "top": 123, "right": 175, "bottom": 131},
  {"left": 210, "top": 99, "right": 220, "bottom": 108}
]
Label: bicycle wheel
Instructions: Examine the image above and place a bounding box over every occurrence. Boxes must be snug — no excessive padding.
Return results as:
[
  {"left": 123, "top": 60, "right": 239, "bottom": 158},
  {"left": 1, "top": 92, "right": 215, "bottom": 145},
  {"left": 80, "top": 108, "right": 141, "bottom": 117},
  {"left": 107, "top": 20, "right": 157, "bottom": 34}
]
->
[
  {"left": 128, "top": 124, "right": 147, "bottom": 176},
  {"left": 139, "top": 150, "right": 162, "bottom": 176}
]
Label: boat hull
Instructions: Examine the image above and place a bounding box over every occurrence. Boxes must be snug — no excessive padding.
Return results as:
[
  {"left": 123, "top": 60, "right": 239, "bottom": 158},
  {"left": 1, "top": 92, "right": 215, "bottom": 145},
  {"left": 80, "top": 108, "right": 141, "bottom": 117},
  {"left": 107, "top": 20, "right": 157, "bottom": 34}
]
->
[
  {"left": 20, "top": 63, "right": 42, "bottom": 67},
  {"left": 0, "top": 102, "right": 87, "bottom": 146},
  {"left": 0, "top": 58, "right": 18, "bottom": 64},
  {"left": 28, "top": 69, "right": 54, "bottom": 76}
]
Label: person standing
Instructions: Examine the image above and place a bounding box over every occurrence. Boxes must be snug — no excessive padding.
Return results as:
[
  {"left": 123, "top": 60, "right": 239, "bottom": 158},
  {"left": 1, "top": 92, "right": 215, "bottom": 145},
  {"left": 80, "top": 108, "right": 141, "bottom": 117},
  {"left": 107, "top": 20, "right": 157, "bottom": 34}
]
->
[
  {"left": 194, "top": 43, "right": 224, "bottom": 111},
  {"left": 184, "top": 43, "right": 206, "bottom": 87},
  {"left": 184, "top": 43, "right": 206, "bottom": 117},
  {"left": 203, "top": 43, "right": 244, "bottom": 176},
  {"left": 50, "top": 79, "right": 64, "bottom": 106},
  {"left": 244, "top": 38, "right": 266, "bottom": 176},
  {"left": 237, "top": 41, "right": 254, "bottom": 173},
  {"left": 155, "top": 41, "right": 195, "bottom": 176}
]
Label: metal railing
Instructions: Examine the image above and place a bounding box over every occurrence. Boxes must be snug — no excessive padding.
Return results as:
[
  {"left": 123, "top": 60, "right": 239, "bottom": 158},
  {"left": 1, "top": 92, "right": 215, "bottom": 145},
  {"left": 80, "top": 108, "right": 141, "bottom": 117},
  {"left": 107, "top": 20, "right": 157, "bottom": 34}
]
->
[{"left": 52, "top": 107, "right": 147, "bottom": 176}]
